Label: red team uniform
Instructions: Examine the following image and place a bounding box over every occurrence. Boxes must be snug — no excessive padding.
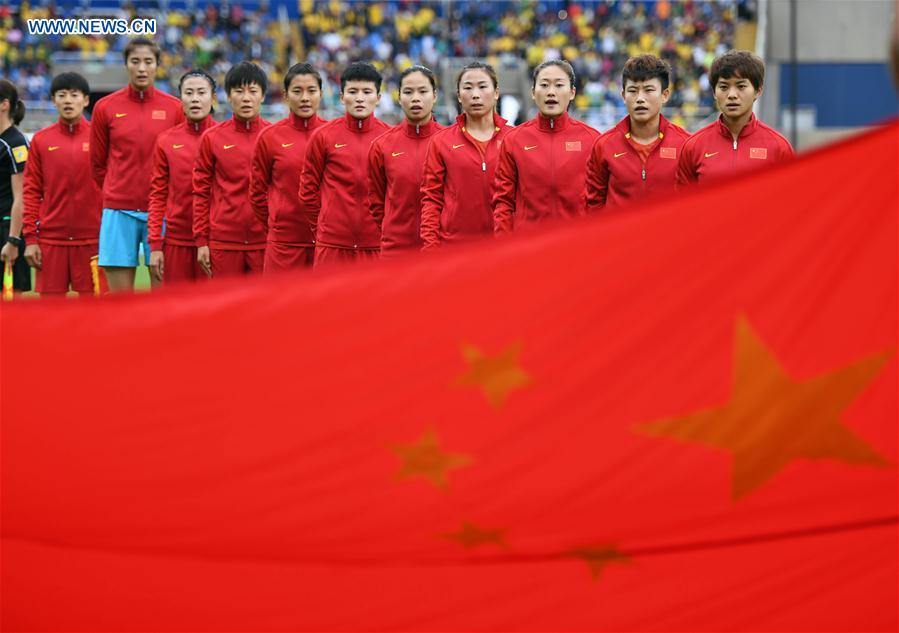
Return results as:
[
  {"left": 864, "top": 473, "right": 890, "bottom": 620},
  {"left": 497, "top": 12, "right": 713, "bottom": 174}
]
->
[
  {"left": 493, "top": 111, "right": 600, "bottom": 233},
  {"left": 586, "top": 115, "right": 691, "bottom": 210},
  {"left": 299, "top": 112, "right": 390, "bottom": 267},
  {"left": 420, "top": 112, "right": 510, "bottom": 250},
  {"left": 148, "top": 115, "right": 215, "bottom": 282},
  {"left": 90, "top": 85, "right": 183, "bottom": 212},
  {"left": 676, "top": 113, "right": 794, "bottom": 186},
  {"left": 367, "top": 117, "right": 442, "bottom": 256},
  {"left": 22, "top": 117, "right": 101, "bottom": 293},
  {"left": 250, "top": 111, "right": 327, "bottom": 272},
  {"left": 192, "top": 116, "right": 271, "bottom": 276}
]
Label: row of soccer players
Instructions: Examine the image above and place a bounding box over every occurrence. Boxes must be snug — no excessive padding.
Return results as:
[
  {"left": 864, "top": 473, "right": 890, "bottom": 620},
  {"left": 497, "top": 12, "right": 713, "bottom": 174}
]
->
[{"left": 0, "top": 38, "right": 794, "bottom": 296}]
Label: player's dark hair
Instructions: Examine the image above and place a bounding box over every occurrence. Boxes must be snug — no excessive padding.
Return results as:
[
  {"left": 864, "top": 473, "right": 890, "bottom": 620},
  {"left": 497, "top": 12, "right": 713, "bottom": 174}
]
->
[
  {"left": 225, "top": 61, "right": 268, "bottom": 95},
  {"left": 340, "top": 62, "right": 382, "bottom": 94},
  {"left": 710, "top": 50, "right": 765, "bottom": 91},
  {"left": 179, "top": 69, "right": 216, "bottom": 93},
  {"left": 456, "top": 61, "right": 499, "bottom": 92},
  {"left": 0, "top": 79, "right": 25, "bottom": 126},
  {"left": 50, "top": 72, "right": 90, "bottom": 97},
  {"left": 123, "top": 37, "right": 160, "bottom": 64},
  {"left": 532, "top": 59, "right": 576, "bottom": 89},
  {"left": 399, "top": 65, "right": 437, "bottom": 92},
  {"left": 284, "top": 62, "right": 323, "bottom": 91},
  {"left": 622, "top": 55, "right": 671, "bottom": 91}
]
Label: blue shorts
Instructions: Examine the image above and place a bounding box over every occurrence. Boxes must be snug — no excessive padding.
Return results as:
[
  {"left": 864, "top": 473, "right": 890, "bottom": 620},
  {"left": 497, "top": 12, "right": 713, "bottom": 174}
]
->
[{"left": 98, "top": 208, "right": 151, "bottom": 267}]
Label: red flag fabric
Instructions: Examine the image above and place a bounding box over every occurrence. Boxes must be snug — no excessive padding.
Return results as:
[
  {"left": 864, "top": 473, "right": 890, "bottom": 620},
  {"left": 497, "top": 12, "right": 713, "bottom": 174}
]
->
[{"left": 1, "top": 122, "right": 896, "bottom": 632}]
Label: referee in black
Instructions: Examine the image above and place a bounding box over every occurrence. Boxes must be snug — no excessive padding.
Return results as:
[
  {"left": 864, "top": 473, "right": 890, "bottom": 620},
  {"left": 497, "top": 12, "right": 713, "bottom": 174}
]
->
[{"left": 0, "top": 78, "right": 31, "bottom": 293}]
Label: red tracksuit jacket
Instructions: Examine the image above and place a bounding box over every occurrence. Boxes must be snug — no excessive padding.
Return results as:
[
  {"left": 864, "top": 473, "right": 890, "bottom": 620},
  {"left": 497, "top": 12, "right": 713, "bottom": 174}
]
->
[
  {"left": 368, "top": 118, "right": 442, "bottom": 253},
  {"left": 90, "top": 85, "right": 183, "bottom": 211},
  {"left": 493, "top": 112, "right": 600, "bottom": 233},
  {"left": 22, "top": 117, "right": 101, "bottom": 243},
  {"left": 420, "top": 112, "right": 510, "bottom": 249},
  {"left": 250, "top": 112, "right": 326, "bottom": 246},
  {"left": 148, "top": 116, "right": 216, "bottom": 251},
  {"left": 676, "top": 113, "right": 794, "bottom": 187},
  {"left": 299, "top": 112, "right": 391, "bottom": 250},
  {"left": 193, "top": 116, "right": 271, "bottom": 248},
  {"left": 585, "top": 115, "right": 690, "bottom": 210}
]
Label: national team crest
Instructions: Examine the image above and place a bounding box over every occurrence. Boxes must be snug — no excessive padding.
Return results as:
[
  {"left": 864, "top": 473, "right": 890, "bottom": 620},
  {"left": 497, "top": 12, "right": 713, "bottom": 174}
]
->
[
  {"left": 152, "top": 110, "right": 167, "bottom": 120},
  {"left": 565, "top": 141, "right": 581, "bottom": 152},
  {"left": 660, "top": 147, "right": 677, "bottom": 159},
  {"left": 750, "top": 147, "right": 768, "bottom": 160}
]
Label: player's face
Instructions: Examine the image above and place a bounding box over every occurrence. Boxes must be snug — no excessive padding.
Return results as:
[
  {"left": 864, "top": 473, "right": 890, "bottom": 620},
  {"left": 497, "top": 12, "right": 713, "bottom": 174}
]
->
[
  {"left": 399, "top": 72, "right": 436, "bottom": 125},
  {"left": 228, "top": 83, "right": 264, "bottom": 121},
  {"left": 126, "top": 46, "right": 157, "bottom": 91},
  {"left": 341, "top": 81, "right": 380, "bottom": 120},
  {"left": 180, "top": 77, "right": 214, "bottom": 123},
  {"left": 52, "top": 89, "right": 89, "bottom": 123},
  {"left": 622, "top": 78, "right": 669, "bottom": 124},
  {"left": 532, "top": 66, "right": 575, "bottom": 118},
  {"left": 286, "top": 74, "right": 322, "bottom": 119},
  {"left": 458, "top": 70, "right": 498, "bottom": 118},
  {"left": 715, "top": 75, "right": 761, "bottom": 122}
]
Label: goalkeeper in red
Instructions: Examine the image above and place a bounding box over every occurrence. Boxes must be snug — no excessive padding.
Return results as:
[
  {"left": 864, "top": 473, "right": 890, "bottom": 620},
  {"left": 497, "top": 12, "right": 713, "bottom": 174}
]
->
[
  {"left": 677, "top": 50, "right": 793, "bottom": 186},
  {"left": 21, "top": 73, "right": 101, "bottom": 296}
]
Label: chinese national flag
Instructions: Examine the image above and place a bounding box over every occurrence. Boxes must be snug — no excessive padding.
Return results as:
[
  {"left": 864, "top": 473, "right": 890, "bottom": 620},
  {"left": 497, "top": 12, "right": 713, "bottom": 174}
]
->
[{"left": 1, "top": 123, "right": 896, "bottom": 631}]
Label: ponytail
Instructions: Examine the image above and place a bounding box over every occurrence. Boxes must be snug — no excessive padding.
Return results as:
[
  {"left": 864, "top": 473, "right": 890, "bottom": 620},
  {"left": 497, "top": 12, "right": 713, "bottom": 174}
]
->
[
  {"left": 12, "top": 100, "right": 25, "bottom": 126},
  {"left": 0, "top": 79, "right": 24, "bottom": 126}
]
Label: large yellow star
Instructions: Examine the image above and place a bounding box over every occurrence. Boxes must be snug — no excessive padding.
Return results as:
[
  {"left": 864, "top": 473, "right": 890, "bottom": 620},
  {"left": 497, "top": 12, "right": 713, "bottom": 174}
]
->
[
  {"left": 642, "top": 318, "right": 891, "bottom": 499},
  {"left": 455, "top": 341, "right": 531, "bottom": 408},
  {"left": 392, "top": 429, "right": 472, "bottom": 490},
  {"left": 569, "top": 544, "right": 631, "bottom": 580},
  {"left": 442, "top": 521, "right": 507, "bottom": 549}
]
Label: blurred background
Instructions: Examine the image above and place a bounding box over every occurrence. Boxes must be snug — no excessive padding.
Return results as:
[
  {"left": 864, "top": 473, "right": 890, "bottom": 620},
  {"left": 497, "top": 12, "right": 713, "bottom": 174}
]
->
[{"left": 1, "top": 0, "right": 897, "bottom": 149}]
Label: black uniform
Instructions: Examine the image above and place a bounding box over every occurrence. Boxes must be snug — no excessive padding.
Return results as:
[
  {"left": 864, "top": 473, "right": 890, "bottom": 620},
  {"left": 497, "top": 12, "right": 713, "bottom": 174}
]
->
[{"left": 0, "top": 125, "right": 31, "bottom": 291}]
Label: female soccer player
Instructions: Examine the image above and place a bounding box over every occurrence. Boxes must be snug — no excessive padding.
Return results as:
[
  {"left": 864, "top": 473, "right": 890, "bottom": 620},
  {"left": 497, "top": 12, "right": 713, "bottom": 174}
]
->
[
  {"left": 368, "top": 65, "right": 442, "bottom": 257},
  {"left": 148, "top": 70, "right": 216, "bottom": 284},
  {"left": 420, "top": 61, "right": 510, "bottom": 250},
  {"left": 0, "top": 79, "right": 31, "bottom": 293},
  {"left": 493, "top": 59, "right": 600, "bottom": 233},
  {"left": 250, "top": 63, "right": 327, "bottom": 273}
]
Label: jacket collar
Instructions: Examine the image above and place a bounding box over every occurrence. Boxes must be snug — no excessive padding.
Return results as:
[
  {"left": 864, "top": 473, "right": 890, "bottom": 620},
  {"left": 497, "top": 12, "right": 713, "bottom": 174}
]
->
[
  {"left": 231, "top": 115, "right": 261, "bottom": 133},
  {"left": 290, "top": 111, "right": 324, "bottom": 131},
  {"left": 127, "top": 84, "right": 156, "bottom": 102},
  {"left": 186, "top": 115, "right": 215, "bottom": 135},
  {"left": 57, "top": 117, "right": 85, "bottom": 135},
  {"left": 716, "top": 112, "right": 759, "bottom": 139},
  {"left": 344, "top": 111, "right": 376, "bottom": 132},
  {"left": 536, "top": 111, "right": 570, "bottom": 132},
  {"left": 455, "top": 111, "right": 508, "bottom": 133},
  {"left": 403, "top": 117, "right": 437, "bottom": 138},
  {"left": 614, "top": 114, "right": 671, "bottom": 140}
]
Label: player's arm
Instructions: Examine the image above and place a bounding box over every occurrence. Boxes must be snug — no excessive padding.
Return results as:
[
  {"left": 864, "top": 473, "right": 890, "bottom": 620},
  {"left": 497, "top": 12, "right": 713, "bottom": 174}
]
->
[
  {"left": 249, "top": 132, "right": 273, "bottom": 232},
  {"left": 492, "top": 140, "right": 518, "bottom": 234},
  {"left": 147, "top": 139, "right": 169, "bottom": 281},
  {"left": 22, "top": 142, "right": 44, "bottom": 269},
  {"left": 675, "top": 139, "right": 699, "bottom": 189},
  {"left": 419, "top": 140, "right": 446, "bottom": 251},
  {"left": 584, "top": 136, "right": 609, "bottom": 211},
  {"left": 192, "top": 132, "right": 215, "bottom": 276},
  {"left": 298, "top": 129, "right": 327, "bottom": 234},
  {"left": 367, "top": 138, "right": 387, "bottom": 231},
  {"left": 89, "top": 103, "right": 109, "bottom": 189},
  {"left": 1, "top": 138, "right": 28, "bottom": 264}
]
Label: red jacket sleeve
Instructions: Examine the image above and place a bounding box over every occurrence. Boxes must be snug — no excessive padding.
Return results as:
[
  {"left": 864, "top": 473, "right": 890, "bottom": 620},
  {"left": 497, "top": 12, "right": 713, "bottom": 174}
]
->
[
  {"left": 367, "top": 137, "right": 387, "bottom": 230},
  {"left": 147, "top": 139, "right": 169, "bottom": 251},
  {"left": 419, "top": 139, "right": 446, "bottom": 250},
  {"left": 492, "top": 140, "right": 518, "bottom": 234},
  {"left": 21, "top": 140, "right": 43, "bottom": 243},
  {"left": 192, "top": 132, "right": 215, "bottom": 247},
  {"left": 584, "top": 135, "right": 609, "bottom": 211},
  {"left": 249, "top": 131, "right": 273, "bottom": 233},
  {"left": 676, "top": 138, "right": 700, "bottom": 189},
  {"left": 89, "top": 103, "right": 109, "bottom": 190},
  {"left": 298, "top": 128, "right": 326, "bottom": 234}
]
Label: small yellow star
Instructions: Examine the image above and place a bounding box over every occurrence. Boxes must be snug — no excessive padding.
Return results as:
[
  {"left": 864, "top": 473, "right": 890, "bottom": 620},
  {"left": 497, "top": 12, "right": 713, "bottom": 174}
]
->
[
  {"left": 642, "top": 317, "right": 891, "bottom": 500},
  {"left": 392, "top": 429, "right": 472, "bottom": 490},
  {"left": 569, "top": 544, "right": 631, "bottom": 580},
  {"left": 443, "top": 521, "right": 507, "bottom": 549},
  {"left": 455, "top": 341, "right": 531, "bottom": 408}
]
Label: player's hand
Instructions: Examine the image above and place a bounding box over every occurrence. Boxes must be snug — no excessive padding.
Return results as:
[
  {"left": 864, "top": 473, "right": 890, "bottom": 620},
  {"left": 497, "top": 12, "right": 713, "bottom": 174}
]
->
[
  {"left": 24, "top": 244, "right": 41, "bottom": 270},
  {"left": 1, "top": 242, "right": 19, "bottom": 264},
  {"left": 149, "top": 250, "right": 165, "bottom": 282},
  {"left": 197, "top": 246, "right": 212, "bottom": 278}
]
